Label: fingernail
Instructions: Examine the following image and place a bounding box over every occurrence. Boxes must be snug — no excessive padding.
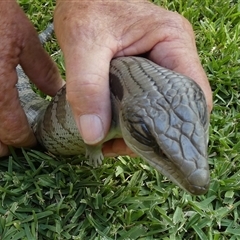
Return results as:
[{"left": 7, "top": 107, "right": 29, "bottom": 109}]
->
[{"left": 78, "top": 114, "right": 104, "bottom": 144}]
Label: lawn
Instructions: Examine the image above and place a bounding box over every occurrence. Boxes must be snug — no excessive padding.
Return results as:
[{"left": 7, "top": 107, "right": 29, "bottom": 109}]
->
[{"left": 1, "top": 0, "right": 240, "bottom": 239}]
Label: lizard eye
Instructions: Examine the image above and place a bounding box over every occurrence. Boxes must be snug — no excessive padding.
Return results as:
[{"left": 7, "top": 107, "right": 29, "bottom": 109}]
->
[
  {"left": 129, "top": 120, "right": 153, "bottom": 146},
  {"left": 128, "top": 118, "right": 166, "bottom": 158}
]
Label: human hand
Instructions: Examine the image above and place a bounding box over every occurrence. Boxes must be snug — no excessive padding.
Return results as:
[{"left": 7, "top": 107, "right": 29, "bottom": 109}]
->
[
  {"left": 54, "top": 0, "right": 212, "bottom": 157},
  {"left": 0, "top": 0, "right": 63, "bottom": 157}
]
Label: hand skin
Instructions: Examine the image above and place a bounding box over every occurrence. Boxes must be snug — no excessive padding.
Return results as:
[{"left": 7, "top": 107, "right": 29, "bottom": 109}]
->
[
  {"left": 0, "top": 0, "right": 213, "bottom": 158},
  {"left": 54, "top": 0, "right": 212, "bottom": 157},
  {"left": 0, "top": 1, "right": 63, "bottom": 157}
]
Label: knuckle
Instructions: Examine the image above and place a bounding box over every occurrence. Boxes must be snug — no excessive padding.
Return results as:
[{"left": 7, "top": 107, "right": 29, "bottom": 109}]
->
[
  {"left": 175, "top": 12, "right": 192, "bottom": 28},
  {"left": 1, "top": 131, "right": 30, "bottom": 146},
  {"left": 159, "top": 11, "right": 194, "bottom": 38},
  {"left": 66, "top": 76, "right": 105, "bottom": 105},
  {"left": 0, "top": 44, "right": 19, "bottom": 71},
  {"left": 0, "top": 83, "right": 17, "bottom": 106},
  {"left": 66, "top": 77, "right": 110, "bottom": 117},
  {"left": 0, "top": 112, "right": 32, "bottom": 146}
]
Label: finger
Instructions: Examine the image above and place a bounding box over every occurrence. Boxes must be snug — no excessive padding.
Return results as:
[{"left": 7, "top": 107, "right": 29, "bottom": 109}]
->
[
  {"left": 0, "top": 1, "right": 62, "bottom": 149},
  {"left": 62, "top": 41, "right": 115, "bottom": 145},
  {"left": 0, "top": 3, "right": 40, "bottom": 148},
  {"left": 19, "top": 20, "right": 64, "bottom": 96},
  {"left": 102, "top": 139, "right": 137, "bottom": 157},
  {"left": 54, "top": 2, "right": 116, "bottom": 144},
  {"left": 0, "top": 67, "right": 36, "bottom": 147}
]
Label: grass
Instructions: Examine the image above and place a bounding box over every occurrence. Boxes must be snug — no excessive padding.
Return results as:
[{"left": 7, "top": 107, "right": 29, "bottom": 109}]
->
[{"left": 1, "top": 0, "right": 240, "bottom": 239}]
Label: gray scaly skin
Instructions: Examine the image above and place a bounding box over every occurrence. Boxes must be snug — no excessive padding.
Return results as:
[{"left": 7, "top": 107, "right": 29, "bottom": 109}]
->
[{"left": 16, "top": 25, "right": 210, "bottom": 195}]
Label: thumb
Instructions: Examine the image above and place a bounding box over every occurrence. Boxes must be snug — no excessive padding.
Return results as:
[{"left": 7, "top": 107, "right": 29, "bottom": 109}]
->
[{"left": 64, "top": 45, "right": 114, "bottom": 145}]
